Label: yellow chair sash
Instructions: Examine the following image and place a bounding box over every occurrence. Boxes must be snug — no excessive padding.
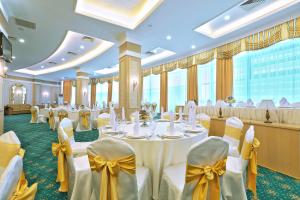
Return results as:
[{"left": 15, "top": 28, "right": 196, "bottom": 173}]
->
[
  {"left": 185, "top": 159, "right": 227, "bottom": 200},
  {"left": 199, "top": 120, "right": 210, "bottom": 130},
  {"left": 49, "top": 111, "right": 55, "bottom": 130},
  {"left": 31, "top": 110, "right": 37, "bottom": 122},
  {"left": 58, "top": 112, "right": 68, "bottom": 122},
  {"left": 88, "top": 153, "right": 136, "bottom": 200},
  {"left": 52, "top": 141, "right": 72, "bottom": 192},
  {"left": 10, "top": 173, "right": 38, "bottom": 200},
  {"left": 80, "top": 112, "right": 90, "bottom": 129},
  {"left": 97, "top": 118, "right": 110, "bottom": 128},
  {"left": 242, "top": 138, "right": 260, "bottom": 195},
  {"left": 0, "top": 142, "right": 24, "bottom": 168},
  {"left": 224, "top": 125, "right": 242, "bottom": 140},
  {"left": 63, "top": 126, "right": 74, "bottom": 138},
  {"left": 162, "top": 114, "right": 170, "bottom": 120}
]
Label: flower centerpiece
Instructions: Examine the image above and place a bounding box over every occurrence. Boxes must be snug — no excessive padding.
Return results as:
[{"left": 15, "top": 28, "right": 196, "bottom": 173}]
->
[
  {"left": 139, "top": 109, "right": 150, "bottom": 127},
  {"left": 225, "top": 96, "right": 236, "bottom": 107}
]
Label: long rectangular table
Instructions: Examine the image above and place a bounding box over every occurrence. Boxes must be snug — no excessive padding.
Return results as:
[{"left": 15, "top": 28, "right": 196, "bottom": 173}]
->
[{"left": 209, "top": 117, "right": 300, "bottom": 179}]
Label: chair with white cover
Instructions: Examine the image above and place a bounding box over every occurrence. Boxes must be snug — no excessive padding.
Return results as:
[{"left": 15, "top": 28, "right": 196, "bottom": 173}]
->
[
  {"left": 52, "top": 132, "right": 92, "bottom": 200},
  {"left": 159, "top": 136, "right": 228, "bottom": 200},
  {"left": 221, "top": 125, "right": 260, "bottom": 200},
  {"left": 48, "top": 109, "right": 57, "bottom": 131},
  {"left": 96, "top": 113, "right": 110, "bottom": 133},
  {"left": 223, "top": 117, "right": 244, "bottom": 157},
  {"left": 257, "top": 99, "right": 275, "bottom": 109},
  {"left": 87, "top": 137, "right": 152, "bottom": 200},
  {"left": 196, "top": 113, "right": 211, "bottom": 131},
  {"left": 0, "top": 131, "right": 37, "bottom": 200},
  {"left": 30, "top": 106, "right": 46, "bottom": 123},
  {"left": 76, "top": 109, "right": 92, "bottom": 132},
  {"left": 58, "top": 118, "right": 92, "bottom": 156},
  {"left": 161, "top": 112, "right": 170, "bottom": 121}
]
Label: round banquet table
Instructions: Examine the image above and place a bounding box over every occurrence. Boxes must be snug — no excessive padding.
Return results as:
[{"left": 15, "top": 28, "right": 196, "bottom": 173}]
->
[{"left": 100, "top": 121, "right": 208, "bottom": 199}]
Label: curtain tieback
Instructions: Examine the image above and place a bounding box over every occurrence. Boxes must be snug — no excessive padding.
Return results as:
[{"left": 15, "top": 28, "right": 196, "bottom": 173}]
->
[
  {"left": 185, "top": 159, "right": 227, "bottom": 200},
  {"left": 52, "top": 142, "right": 72, "bottom": 192},
  {"left": 88, "top": 153, "right": 136, "bottom": 200}
]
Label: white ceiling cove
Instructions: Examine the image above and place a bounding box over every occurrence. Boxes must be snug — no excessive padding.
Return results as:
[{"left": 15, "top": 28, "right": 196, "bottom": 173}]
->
[{"left": 1, "top": 0, "right": 300, "bottom": 81}]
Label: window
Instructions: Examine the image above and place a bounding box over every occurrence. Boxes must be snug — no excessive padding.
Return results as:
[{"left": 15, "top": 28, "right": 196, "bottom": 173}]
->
[
  {"left": 168, "top": 68, "right": 187, "bottom": 111},
  {"left": 233, "top": 38, "right": 300, "bottom": 104},
  {"left": 197, "top": 59, "right": 216, "bottom": 105},
  {"left": 143, "top": 74, "right": 160, "bottom": 108},
  {"left": 96, "top": 82, "right": 108, "bottom": 107},
  {"left": 71, "top": 86, "right": 76, "bottom": 106},
  {"left": 112, "top": 81, "right": 119, "bottom": 105}
]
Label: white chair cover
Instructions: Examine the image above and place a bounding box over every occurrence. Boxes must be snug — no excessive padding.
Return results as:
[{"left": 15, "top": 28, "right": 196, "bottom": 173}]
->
[
  {"left": 159, "top": 136, "right": 229, "bottom": 200},
  {"left": 31, "top": 106, "right": 47, "bottom": 123},
  {"left": 76, "top": 109, "right": 92, "bottom": 132},
  {"left": 58, "top": 118, "right": 91, "bottom": 156},
  {"left": 279, "top": 97, "right": 291, "bottom": 107},
  {"left": 87, "top": 138, "right": 152, "bottom": 200},
  {"left": 161, "top": 112, "right": 170, "bottom": 120},
  {"left": 257, "top": 99, "right": 275, "bottom": 109},
  {"left": 60, "top": 133, "right": 92, "bottom": 200},
  {"left": 223, "top": 117, "right": 244, "bottom": 157},
  {"left": 0, "top": 131, "right": 23, "bottom": 200},
  {"left": 216, "top": 100, "right": 227, "bottom": 108},
  {"left": 221, "top": 125, "right": 255, "bottom": 200},
  {"left": 196, "top": 113, "right": 211, "bottom": 130}
]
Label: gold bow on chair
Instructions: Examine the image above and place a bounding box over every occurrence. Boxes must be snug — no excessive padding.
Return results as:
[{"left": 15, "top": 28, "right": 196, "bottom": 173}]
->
[
  {"left": 31, "top": 110, "right": 37, "bottom": 122},
  {"left": 10, "top": 172, "right": 38, "bottom": 200},
  {"left": 185, "top": 159, "right": 227, "bottom": 200},
  {"left": 88, "top": 153, "right": 136, "bottom": 200},
  {"left": 199, "top": 120, "right": 210, "bottom": 130},
  {"left": 97, "top": 118, "right": 110, "bottom": 129},
  {"left": 49, "top": 111, "right": 55, "bottom": 130},
  {"left": 80, "top": 112, "right": 91, "bottom": 129},
  {"left": 58, "top": 112, "right": 68, "bottom": 122},
  {"left": 52, "top": 141, "right": 72, "bottom": 192},
  {"left": 246, "top": 138, "right": 260, "bottom": 195}
]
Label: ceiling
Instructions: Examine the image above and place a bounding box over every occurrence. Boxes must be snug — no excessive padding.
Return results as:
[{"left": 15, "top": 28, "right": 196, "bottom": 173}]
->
[{"left": 2, "top": 0, "right": 300, "bottom": 81}]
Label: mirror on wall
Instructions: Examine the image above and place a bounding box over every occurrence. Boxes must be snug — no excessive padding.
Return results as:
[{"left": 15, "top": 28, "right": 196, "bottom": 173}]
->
[{"left": 10, "top": 83, "right": 27, "bottom": 104}]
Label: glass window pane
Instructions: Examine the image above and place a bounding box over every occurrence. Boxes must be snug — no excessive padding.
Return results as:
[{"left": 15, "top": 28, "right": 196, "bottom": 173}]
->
[
  {"left": 168, "top": 68, "right": 187, "bottom": 111},
  {"left": 112, "top": 81, "right": 119, "bottom": 104},
  {"left": 96, "top": 82, "right": 108, "bottom": 107},
  {"left": 143, "top": 74, "right": 160, "bottom": 109}
]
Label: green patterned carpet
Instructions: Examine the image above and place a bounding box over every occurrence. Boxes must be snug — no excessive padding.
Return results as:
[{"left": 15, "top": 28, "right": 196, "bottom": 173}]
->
[{"left": 4, "top": 114, "right": 300, "bottom": 200}]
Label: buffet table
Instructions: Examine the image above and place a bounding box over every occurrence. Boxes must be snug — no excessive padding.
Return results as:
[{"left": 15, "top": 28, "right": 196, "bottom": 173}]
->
[{"left": 100, "top": 121, "right": 208, "bottom": 199}]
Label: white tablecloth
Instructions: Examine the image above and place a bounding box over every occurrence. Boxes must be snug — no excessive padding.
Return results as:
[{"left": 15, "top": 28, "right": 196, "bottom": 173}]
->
[
  {"left": 101, "top": 122, "right": 208, "bottom": 199},
  {"left": 198, "top": 106, "right": 300, "bottom": 125}
]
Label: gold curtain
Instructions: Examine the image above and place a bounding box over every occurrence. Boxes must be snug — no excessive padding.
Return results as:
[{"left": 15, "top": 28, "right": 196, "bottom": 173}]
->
[
  {"left": 160, "top": 71, "right": 168, "bottom": 111},
  {"left": 216, "top": 58, "right": 233, "bottom": 100},
  {"left": 107, "top": 81, "right": 112, "bottom": 103},
  {"left": 63, "top": 80, "right": 72, "bottom": 104},
  {"left": 91, "top": 82, "right": 96, "bottom": 106},
  {"left": 187, "top": 65, "right": 198, "bottom": 103}
]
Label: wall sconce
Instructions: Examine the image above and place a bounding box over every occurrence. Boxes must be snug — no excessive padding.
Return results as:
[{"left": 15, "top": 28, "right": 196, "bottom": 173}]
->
[
  {"left": 132, "top": 78, "right": 138, "bottom": 91},
  {"left": 42, "top": 91, "right": 49, "bottom": 98}
]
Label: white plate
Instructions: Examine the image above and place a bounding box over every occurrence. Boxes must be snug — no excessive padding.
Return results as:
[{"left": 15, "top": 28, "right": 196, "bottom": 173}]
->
[
  {"left": 126, "top": 134, "right": 146, "bottom": 139},
  {"left": 183, "top": 127, "right": 203, "bottom": 133},
  {"left": 158, "top": 119, "right": 169, "bottom": 122},
  {"left": 160, "top": 132, "right": 184, "bottom": 139},
  {"left": 104, "top": 131, "right": 121, "bottom": 135}
]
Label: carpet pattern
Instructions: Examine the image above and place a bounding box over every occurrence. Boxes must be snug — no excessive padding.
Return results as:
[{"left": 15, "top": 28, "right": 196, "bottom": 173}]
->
[{"left": 3, "top": 114, "right": 300, "bottom": 200}]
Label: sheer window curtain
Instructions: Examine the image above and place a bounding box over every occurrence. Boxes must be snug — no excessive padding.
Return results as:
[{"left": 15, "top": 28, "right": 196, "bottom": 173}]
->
[
  {"left": 143, "top": 74, "right": 160, "bottom": 108},
  {"left": 168, "top": 68, "right": 187, "bottom": 111},
  {"left": 197, "top": 59, "right": 216, "bottom": 105},
  {"left": 112, "top": 81, "right": 119, "bottom": 105},
  {"left": 96, "top": 82, "right": 108, "bottom": 108},
  {"left": 233, "top": 38, "right": 300, "bottom": 105}
]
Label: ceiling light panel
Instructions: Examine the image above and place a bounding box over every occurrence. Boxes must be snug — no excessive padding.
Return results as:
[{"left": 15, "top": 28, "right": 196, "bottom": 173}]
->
[
  {"left": 194, "top": 0, "right": 299, "bottom": 38},
  {"left": 15, "top": 31, "right": 114, "bottom": 75},
  {"left": 75, "top": 0, "right": 164, "bottom": 29}
]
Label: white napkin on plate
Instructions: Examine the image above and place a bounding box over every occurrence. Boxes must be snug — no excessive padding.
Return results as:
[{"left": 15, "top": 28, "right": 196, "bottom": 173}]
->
[
  {"left": 110, "top": 109, "right": 117, "bottom": 131},
  {"left": 133, "top": 111, "right": 140, "bottom": 136},
  {"left": 169, "top": 112, "right": 175, "bottom": 134}
]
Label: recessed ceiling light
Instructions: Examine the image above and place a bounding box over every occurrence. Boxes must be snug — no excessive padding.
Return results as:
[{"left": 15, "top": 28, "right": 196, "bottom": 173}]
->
[
  {"left": 191, "top": 45, "right": 196, "bottom": 49},
  {"left": 41, "top": 65, "right": 44, "bottom": 69},
  {"left": 62, "top": 58, "right": 65, "bottom": 61},
  {"left": 12, "top": 56, "right": 16, "bottom": 59},
  {"left": 18, "top": 38, "right": 25, "bottom": 43},
  {"left": 224, "top": 15, "right": 230, "bottom": 21},
  {"left": 166, "top": 35, "right": 172, "bottom": 40},
  {"left": 80, "top": 45, "right": 85, "bottom": 49}
]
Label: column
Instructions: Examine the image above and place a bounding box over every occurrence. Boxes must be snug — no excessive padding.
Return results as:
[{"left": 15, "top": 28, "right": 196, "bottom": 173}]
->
[
  {"left": 0, "top": 59, "right": 6, "bottom": 134},
  {"left": 76, "top": 71, "right": 89, "bottom": 106},
  {"left": 119, "top": 41, "right": 142, "bottom": 118}
]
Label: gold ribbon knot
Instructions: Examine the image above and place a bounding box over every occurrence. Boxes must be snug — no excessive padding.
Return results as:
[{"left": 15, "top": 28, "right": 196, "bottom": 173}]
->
[
  {"left": 88, "top": 153, "right": 136, "bottom": 200},
  {"left": 58, "top": 112, "right": 68, "bottom": 122},
  {"left": 49, "top": 111, "right": 55, "bottom": 130},
  {"left": 185, "top": 159, "right": 227, "bottom": 200},
  {"left": 10, "top": 173, "right": 38, "bottom": 200},
  {"left": 247, "top": 138, "right": 260, "bottom": 195},
  {"left": 80, "top": 112, "right": 91, "bottom": 129},
  {"left": 31, "top": 109, "right": 37, "bottom": 122},
  {"left": 52, "top": 142, "right": 72, "bottom": 192}
]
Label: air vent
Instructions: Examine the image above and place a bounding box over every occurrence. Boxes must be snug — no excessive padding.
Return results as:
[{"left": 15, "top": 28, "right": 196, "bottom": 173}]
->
[
  {"left": 48, "top": 61, "right": 57, "bottom": 65},
  {"left": 14, "top": 17, "right": 36, "bottom": 30},
  {"left": 67, "top": 51, "right": 78, "bottom": 56},
  {"left": 8, "top": 36, "right": 17, "bottom": 41},
  {"left": 82, "top": 36, "right": 94, "bottom": 43},
  {"left": 240, "top": 0, "right": 265, "bottom": 11}
]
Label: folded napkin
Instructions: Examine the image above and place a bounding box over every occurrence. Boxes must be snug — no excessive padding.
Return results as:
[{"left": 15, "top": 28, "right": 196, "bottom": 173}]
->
[
  {"left": 133, "top": 111, "right": 140, "bottom": 136},
  {"left": 279, "top": 97, "right": 290, "bottom": 107},
  {"left": 110, "top": 109, "right": 117, "bottom": 131},
  {"left": 169, "top": 112, "right": 175, "bottom": 134},
  {"left": 178, "top": 107, "right": 183, "bottom": 122}
]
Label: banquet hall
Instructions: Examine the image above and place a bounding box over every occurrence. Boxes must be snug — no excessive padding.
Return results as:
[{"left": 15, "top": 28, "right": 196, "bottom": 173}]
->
[{"left": 0, "top": 0, "right": 300, "bottom": 199}]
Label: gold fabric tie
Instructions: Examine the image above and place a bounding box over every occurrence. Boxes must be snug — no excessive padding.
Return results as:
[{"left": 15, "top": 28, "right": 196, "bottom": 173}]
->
[
  {"left": 0, "top": 142, "right": 24, "bottom": 168},
  {"left": 97, "top": 118, "right": 110, "bottom": 128},
  {"left": 52, "top": 141, "right": 72, "bottom": 192},
  {"left": 198, "top": 120, "right": 210, "bottom": 130},
  {"left": 31, "top": 110, "right": 37, "bottom": 123},
  {"left": 58, "top": 112, "right": 68, "bottom": 122},
  {"left": 88, "top": 153, "right": 136, "bottom": 200},
  {"left": 80, "top": 112, "right": 90, "bottom": 129},
  {"left": 247, "top": 138, "right": 260, "bottom": 195},
  {"left": 10, "top": 173, "right": 38, "bottom": 200},
  {"left": 224, "top": 126, "right": 242, "bottom": 140},
  {"left": 185, "top": 159, "right": 227, "bottom": 200},
  {"left": 49, "top": 111, "right": 55, "bottom": 130}
]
